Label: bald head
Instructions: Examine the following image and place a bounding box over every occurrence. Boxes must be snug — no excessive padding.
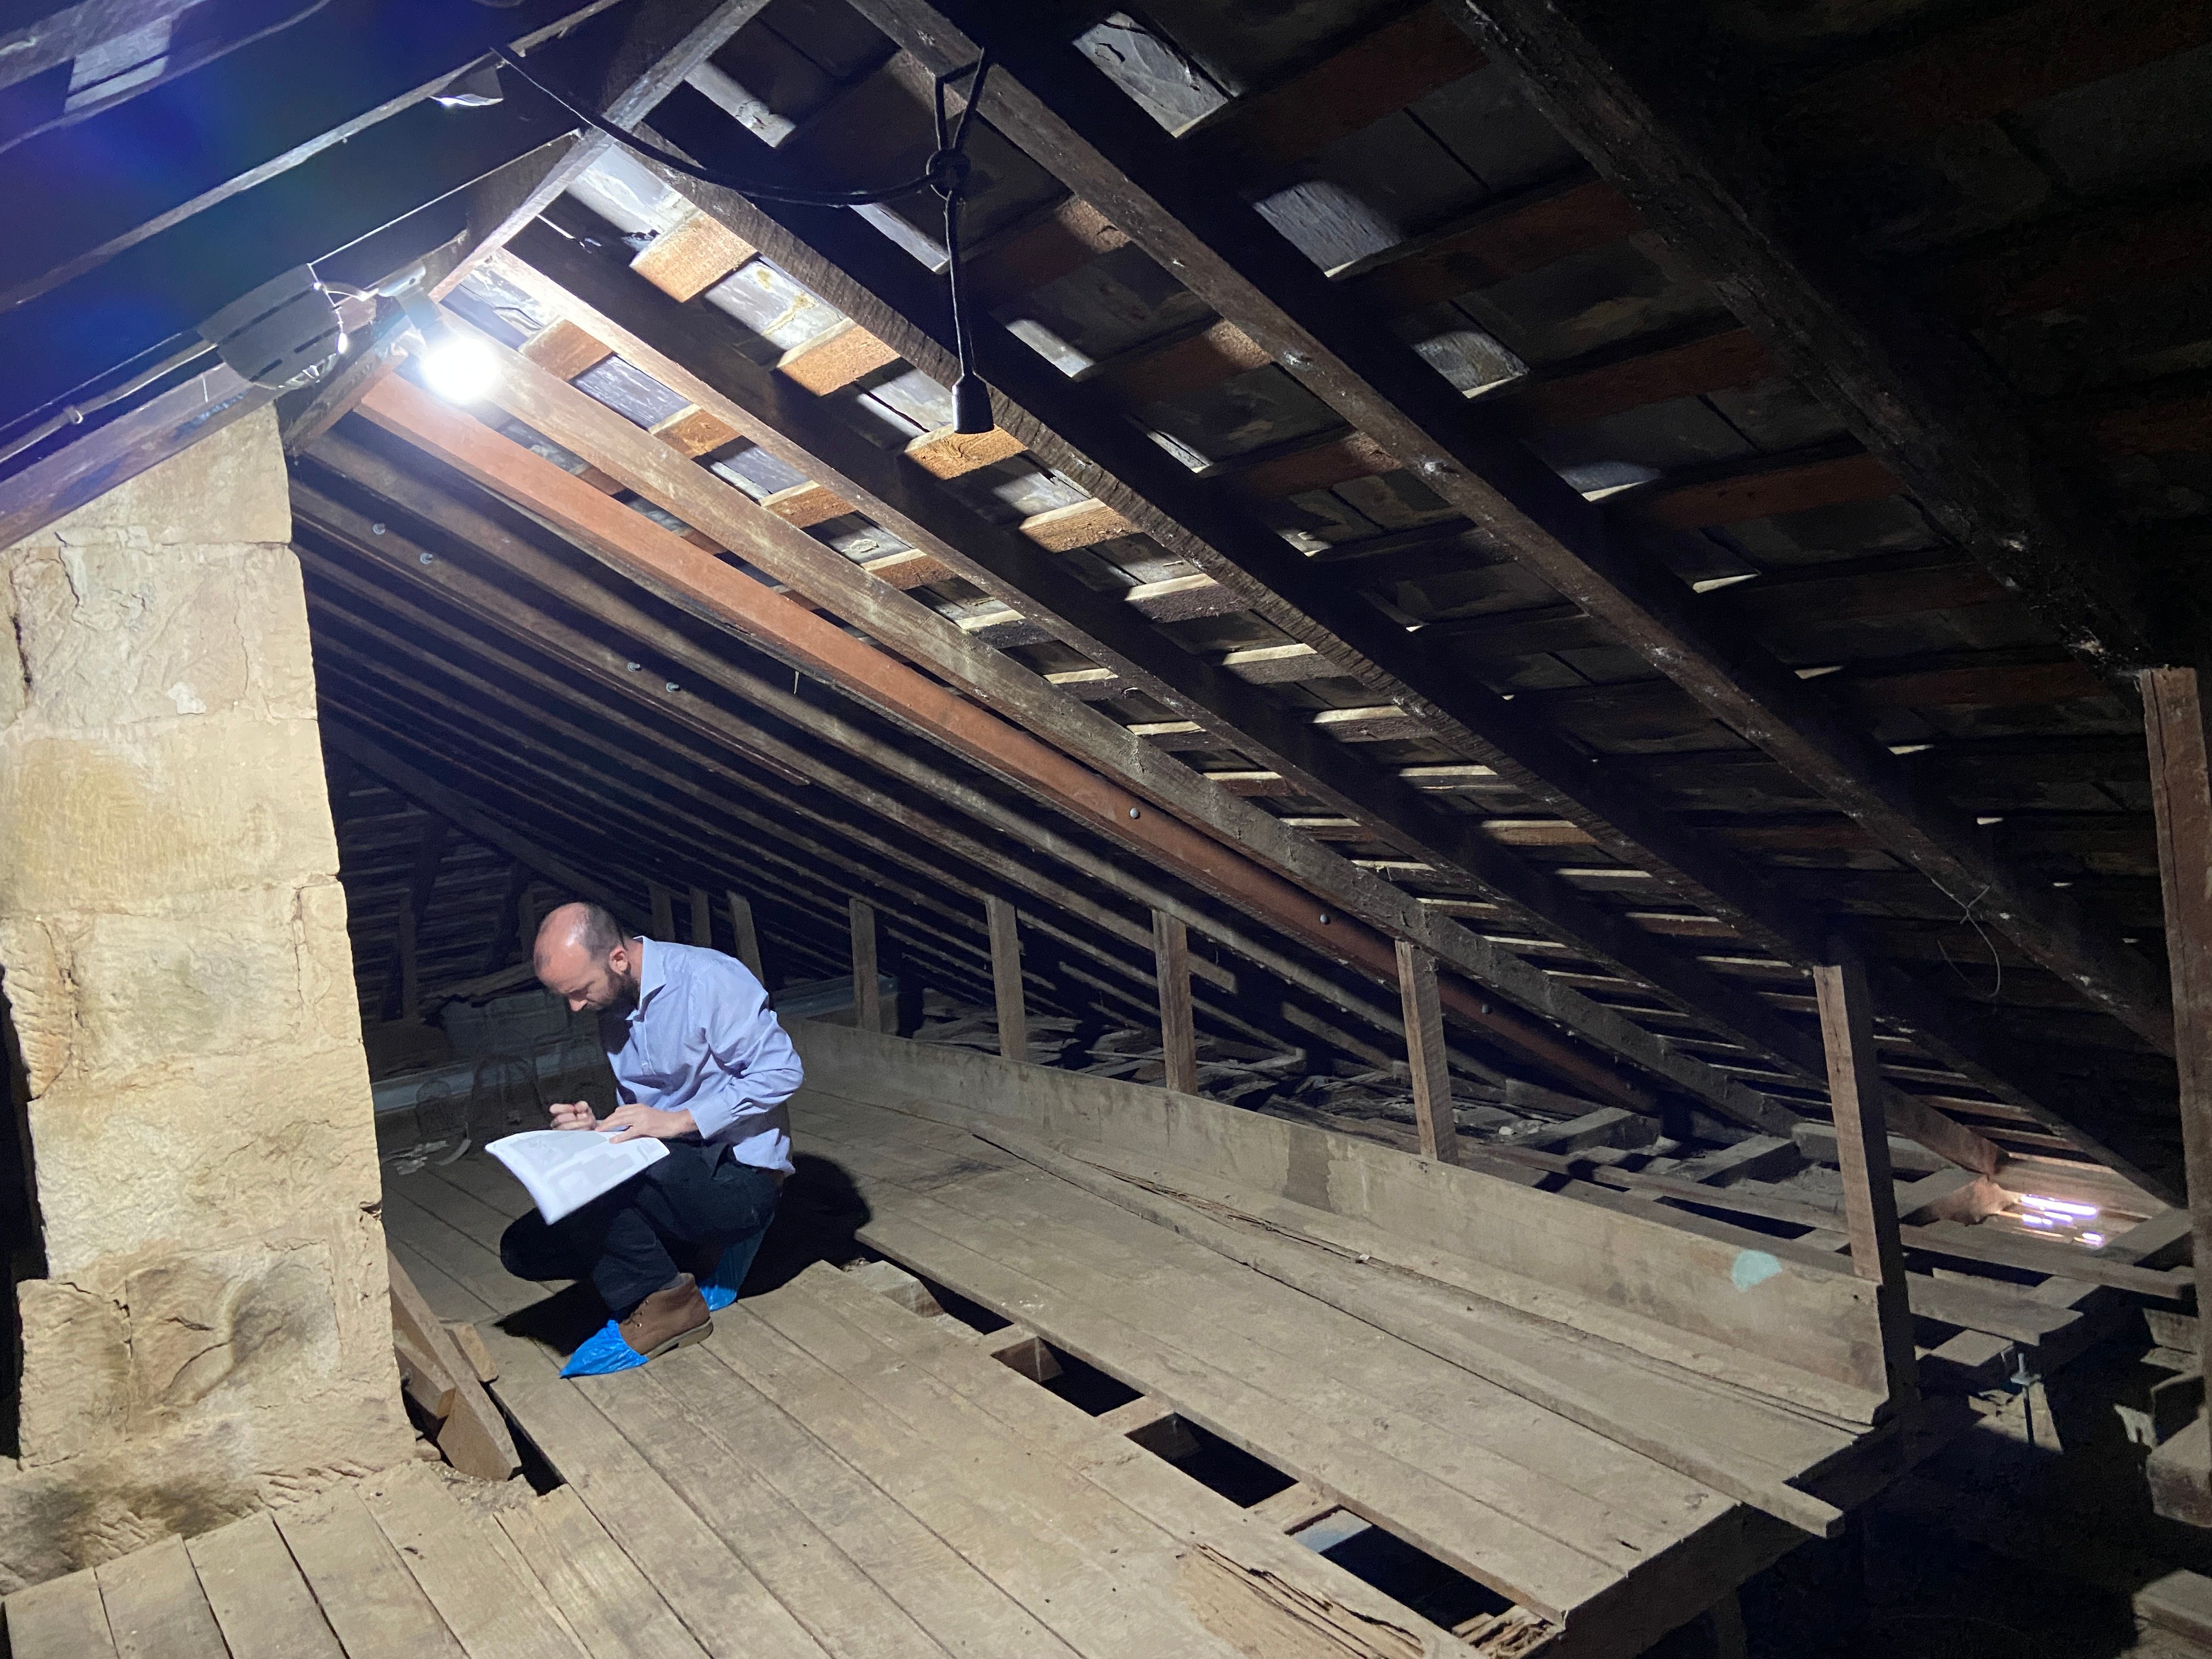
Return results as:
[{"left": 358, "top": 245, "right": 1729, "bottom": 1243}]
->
[{"left": 534, "top": 901, "right": 642, "bottom": 1014}]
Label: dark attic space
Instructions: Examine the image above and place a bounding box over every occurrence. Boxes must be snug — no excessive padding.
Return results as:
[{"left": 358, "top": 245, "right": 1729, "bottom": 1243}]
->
[{"left": 3, "top": 1, "right": 2212, "bottom": 1655}]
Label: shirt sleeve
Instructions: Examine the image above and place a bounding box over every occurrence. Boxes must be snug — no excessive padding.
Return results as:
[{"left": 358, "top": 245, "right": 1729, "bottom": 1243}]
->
[{"left": 684, "top": 958, "right": 804, "bottom": 1140}]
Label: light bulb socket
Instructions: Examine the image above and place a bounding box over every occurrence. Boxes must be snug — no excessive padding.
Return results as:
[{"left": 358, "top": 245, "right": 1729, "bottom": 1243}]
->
[{"left": 951, "top": 372, "right": 992, "bottom": 436}]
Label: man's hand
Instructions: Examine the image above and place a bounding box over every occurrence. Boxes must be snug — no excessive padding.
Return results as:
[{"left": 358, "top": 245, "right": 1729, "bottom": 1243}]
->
[
  {"left": 602, "top": 1102, "right": 696, "bottom": 1143},
  {"left": 548, "top": 1101, "right": 596, "bottom": 1132}
]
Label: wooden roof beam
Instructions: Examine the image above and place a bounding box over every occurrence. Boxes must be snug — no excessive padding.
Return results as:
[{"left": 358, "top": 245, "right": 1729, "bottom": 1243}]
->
[
  {"left": 854, "top": 0, "right": 2173, "bottom": 1062},
  {"left": 473, "top": 241, "right": 1842, "bottom": 1126},
  {"left": 0, "top": 0, "right": 624, "bottom": 313},
  {"left": 1432, "top": 4, "right": 2169, "bottom": 672},
  {"left": 298, "top": 438, "right": 1470, "bottom": 1060},
  {"left": 430, "top": 0, "right": 774, "bottom": 301},
  {"left": 354, "top": 370, "right": 1693, "bottom": 1114},
  {"left": 601, "top": 104, "right": 2126, "bottom": 1179},
  {"left": 320, "top": 719, "right": 644, "bottom": 933},
  {"left": 297, "top": 480, "right": 1351, "bottom": 1038},
  {"left": 482, "top": 234, "right": 1833, "bottom": 1062}
]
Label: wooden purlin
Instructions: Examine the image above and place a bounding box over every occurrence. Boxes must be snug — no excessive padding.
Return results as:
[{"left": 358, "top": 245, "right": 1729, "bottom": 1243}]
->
[
  {"left": 350, "top": 372, "right": 1668, "bottom": 1108},
  {"left": 687, "top": 10, "right": 2156, "bottom": 1192},
  {"left": 851, "top": 0, "right": 2173, "bottom": 1064},
  {"left": 575, "top": 129, "right": 2102, "bottom": 1175},
  {"left": 293, "top": 458, "right": 1523, "bottom": 1076},
  {"left": 486, "top": 229, "right": 1849, "bottom": 1110},
  {"left": 376, "top": 335, "right": 1773, "bottom": 1117},
  {"left": 310, "top": 596, "right": 1021, "bottom": 1012},
  {"left": 2142, "top": 669, "right": 2212, "bottom": 1392},
  {"left": 429, "top": 0, "right": 776, "bottom": 301}
]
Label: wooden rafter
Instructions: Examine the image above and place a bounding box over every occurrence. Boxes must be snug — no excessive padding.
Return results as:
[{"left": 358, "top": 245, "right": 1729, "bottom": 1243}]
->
[
  {"left": 843, "top": 0, "right": 2171, "bottom": 1066},
  {"left": 431, "top": 0, "right": 776, "bottom": 301},
  {"left": 589, "top": 97, "right": 2132, "bottom": 1175},
  {"left": 487, "top": 227, "right": 1839, "bottom": 1098},
  {"left": 351, "top": 369, "right": 1684, "bottom": 1111},
  {"left": 0, "top": 0, "right": 624, "bottom": 314},
  {"left": 293, "top": 445, "right": 1501, "bottom": 1076}
]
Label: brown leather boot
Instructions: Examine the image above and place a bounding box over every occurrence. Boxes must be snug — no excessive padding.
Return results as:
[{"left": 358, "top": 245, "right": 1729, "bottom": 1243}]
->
[{"left": 618, "top": 1273, "right": 712, "bottom": 1360}]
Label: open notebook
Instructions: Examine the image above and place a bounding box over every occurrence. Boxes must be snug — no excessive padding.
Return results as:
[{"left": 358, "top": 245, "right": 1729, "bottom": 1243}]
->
[{"left": 487, "top": 1129, "right": 667, "bottom": 1223}]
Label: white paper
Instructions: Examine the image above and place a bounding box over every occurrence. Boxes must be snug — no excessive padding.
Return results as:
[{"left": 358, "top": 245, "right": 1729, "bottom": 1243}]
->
[{"left": 487, "top": 1130, "right": 668, "bottom": 1223}]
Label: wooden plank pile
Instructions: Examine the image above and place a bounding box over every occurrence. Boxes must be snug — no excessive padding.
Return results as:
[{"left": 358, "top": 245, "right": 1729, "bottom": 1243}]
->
[{"left": 387, "top": 1253, "right": 520, "bottom": 1483}]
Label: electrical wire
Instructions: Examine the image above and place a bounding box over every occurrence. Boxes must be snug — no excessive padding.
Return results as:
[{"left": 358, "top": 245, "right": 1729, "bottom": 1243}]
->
[
  {"left": 488, "top": 42, "right": 1000, "bottom": 432},
  {"left": 932, "top": 55, "right": 995, "bottom": 433},
  {"left": 489, "top": 44, "right": 959, "bottom": 207},
  {"left": 0, "top": 337, "right": 217, "bottom": 470}
]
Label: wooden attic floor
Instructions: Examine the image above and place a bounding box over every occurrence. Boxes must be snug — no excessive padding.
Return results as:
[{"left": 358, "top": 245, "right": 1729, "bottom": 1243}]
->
[{"left": 8, "top": 1071, "right": 1946, "bottom": 1659}]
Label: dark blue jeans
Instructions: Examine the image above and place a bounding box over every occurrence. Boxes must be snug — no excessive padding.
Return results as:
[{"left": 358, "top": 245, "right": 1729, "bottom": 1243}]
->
[{"left": 499, "top": 1143, "right": 779, "bottom": 1314}]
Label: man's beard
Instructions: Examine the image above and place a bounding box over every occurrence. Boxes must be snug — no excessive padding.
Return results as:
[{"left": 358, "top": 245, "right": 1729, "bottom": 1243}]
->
[{"left": 594, "top": 966, "right": 642, "bottom": 1014}]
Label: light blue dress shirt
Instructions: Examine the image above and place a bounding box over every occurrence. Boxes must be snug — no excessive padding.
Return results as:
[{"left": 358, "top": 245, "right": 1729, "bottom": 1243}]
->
[{"left": 599, "top": 940, "right": 803, "bottom": 1174}]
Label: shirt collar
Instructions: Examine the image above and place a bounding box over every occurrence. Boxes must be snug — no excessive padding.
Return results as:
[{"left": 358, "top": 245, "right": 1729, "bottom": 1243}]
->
[{"left": 631, "top": 938, "right": 668, "bottom": 1019}]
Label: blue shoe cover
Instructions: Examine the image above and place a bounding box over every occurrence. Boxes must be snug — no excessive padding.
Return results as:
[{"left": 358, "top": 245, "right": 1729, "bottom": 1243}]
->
[
  {"left": 700, "top": 1232, "right": 766, "bottom": 1312},
  {"left": 561, "top": 1319, "right": 650, "bottom": 1377}
]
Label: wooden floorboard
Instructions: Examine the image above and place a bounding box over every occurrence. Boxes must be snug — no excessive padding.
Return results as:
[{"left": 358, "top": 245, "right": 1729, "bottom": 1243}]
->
[
  {"left": 3, "top": 1566, "right": 119, "bottom": 1658},
  {"left": 851, "top": 1179, "right": 1616, "bottom": 1622},
  {"left": 703, "top": 1289, "right": 1279, "bottom": 1659},
  {"left": 959, "top": 1120, "right": 1860, "bottom": 1532},
  {"left": 786, "top": 1091, "right": 1822, "bottom": 1649},
  {"left": 359, "top": 1463, "right": 592, "bottom": 1659},
  {"left": 95, "top": 1534, "right": 227, "bottom": 1659},
  {"left": 474, "top": 1319, "right": 836, "bottom": 1659},
  {"left": 360, "top": 1067, "right": 1829, "bottom": 1658},
  {"left": 185, "top": 1510, "right": 346, "bottom": 1659},
  {"left": 495, "top": 1487, "right": 712, "bottom": 1659},
  {"left": 274, "top": 1484, "right": 469, "bottom": 1659},
  {"left": 573, "top": 1359, "right": 958, "bottom": 1659},
  {"left": 787, "top": 1262, "right": 1468, "bottom": 1658},
  {"left": 799, "top": 1111, "right": 1718, "bottom": 1592}
]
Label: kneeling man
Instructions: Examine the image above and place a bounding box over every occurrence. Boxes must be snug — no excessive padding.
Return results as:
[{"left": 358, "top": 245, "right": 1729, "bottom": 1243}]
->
[{"left": 501, "top": 900, "right": 802, "bottom": 1375}]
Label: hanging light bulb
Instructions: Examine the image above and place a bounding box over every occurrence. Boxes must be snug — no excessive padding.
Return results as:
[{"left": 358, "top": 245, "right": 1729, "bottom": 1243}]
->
[
  {"left": 402, "top": 296, "right": 500, "bottom": 404},
  {"left": 419, "top": 332, "right": 500, "bottom": 404}
]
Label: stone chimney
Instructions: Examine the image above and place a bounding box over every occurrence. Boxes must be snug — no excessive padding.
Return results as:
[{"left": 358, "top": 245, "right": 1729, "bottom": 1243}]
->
[{"left": 0, "top": 409, "right": 411, "bottom": 1591}]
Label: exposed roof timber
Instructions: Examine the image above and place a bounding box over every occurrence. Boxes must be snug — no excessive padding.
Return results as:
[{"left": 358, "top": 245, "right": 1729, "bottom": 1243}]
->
[
  {"left": 0, "top": 360, "right": 269, "bottom": 549},
  {"left": 612, "top": 99, "right": 2132, "bottom": 1181},
  {"left": 620, "top": 109, "right": 1818, "bottom": 958},
  {"left": 292, "top": 460, "right": 1479, "bottom": 1073},
  {"left": 331, "top": 672, "right": 1015, "bottom": 1009},
  {"left": 424, "top": 335, "right": 1854, "bottom": 1129},
  {"left": 430, "top": 0, "right": 777, "bottom": 301},
  {"left": 354, "top": 369, "right": 1775, "bottom": 1118},
  {"left": 321, "top": 716, "right": 644, "bottom": 929},
  {"left": 1430, "top": 0, "right": 2170, "bottom": 680},
  {"left": 487, "top": 227, "right": 1845, "bottom": 1101},
  {"left": 0, "top": 92, "right": 562, "bottom": 434},
  {"left": 303, "top": 510, "right": 1434, "bottom": 1059},
  {"left": 313, "top": 612, "right": 1014, "bottom": 988},
  {"left": 1, "top": 2, "right": 193, "bottom": 92},
  {"left": 837, "top": 0, "right": 2173, "bottom": 1058},
  {"left": 0, "top": 0, "right": 625, "bottom": 313}
]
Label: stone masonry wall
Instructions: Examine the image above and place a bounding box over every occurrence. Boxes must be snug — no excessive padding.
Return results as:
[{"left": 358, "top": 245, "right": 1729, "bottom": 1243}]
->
[{"left": 0, "top": 411, "right": 411, "bottom": 1590}]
